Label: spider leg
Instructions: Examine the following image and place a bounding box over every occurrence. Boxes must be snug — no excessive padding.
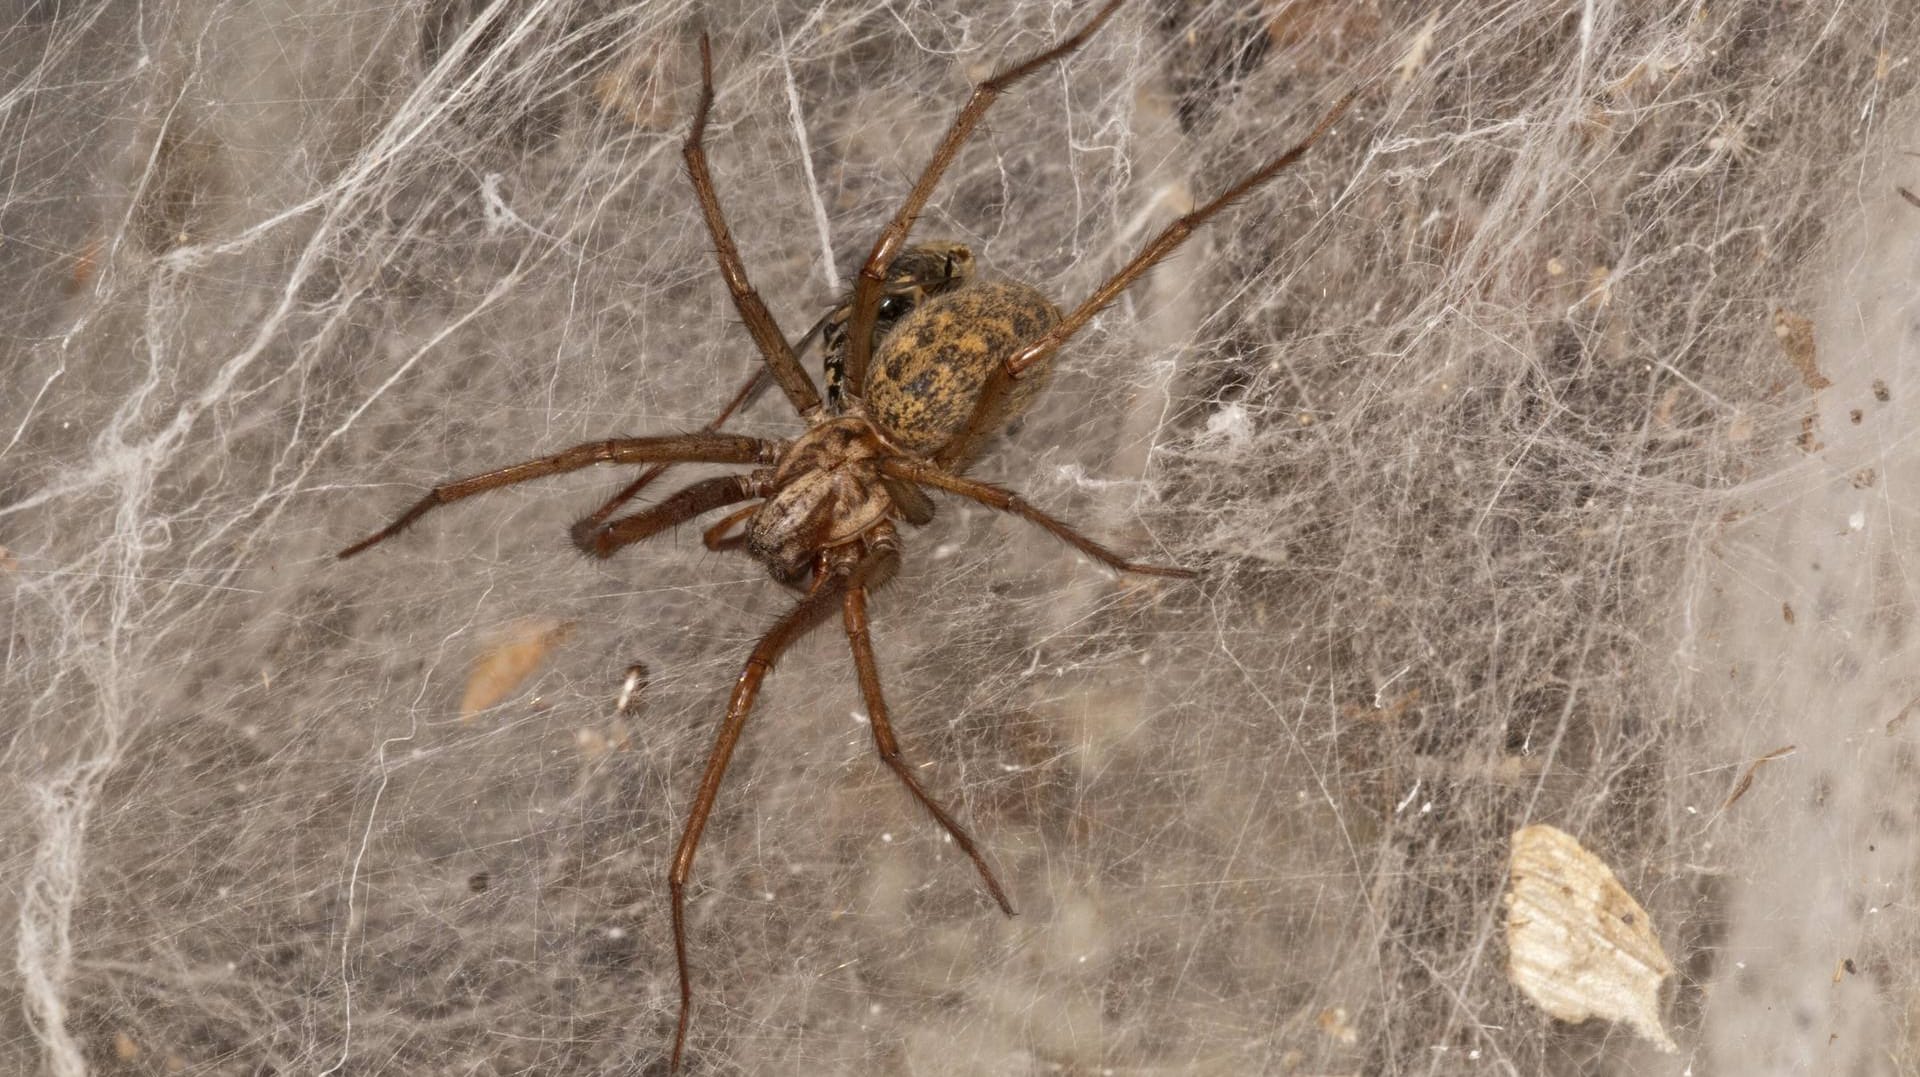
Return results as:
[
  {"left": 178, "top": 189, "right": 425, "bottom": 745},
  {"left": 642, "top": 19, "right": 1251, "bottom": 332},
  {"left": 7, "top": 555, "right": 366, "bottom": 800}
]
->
[
  {"left": 571, "top": 473, "right": 769, "bottom": 559},
  {"left": 573, "top": 369, "right": 771, "bottom": 538},
  {"left": 574, "top": 308, "right": 839, "bottom": 533},
  {"left": 337, "top": 434, "right": 777, "bottom": 559},
  {"left": 667, "top": 554, "right": 882, "bottom": 1071},
  {"left": 841, "top": 0, "right": 1128, "bottom": 398},
  {"left": 685, "top": 35, "right": 825, "bottom": 418},
  {"left": 843, "top": 580, "right": 1014, "bottom": 916},
  {"left": 931, "top": 90, "right": 1355, "bottom": 472},
  {"left": 879, "top": 458, "right": 1194, "bottom": 579}
]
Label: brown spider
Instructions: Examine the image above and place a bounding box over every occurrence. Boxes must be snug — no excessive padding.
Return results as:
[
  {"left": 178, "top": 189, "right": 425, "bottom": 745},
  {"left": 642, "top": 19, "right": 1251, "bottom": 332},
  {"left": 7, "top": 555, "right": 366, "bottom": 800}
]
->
[{"left": 339, "top": 0, "right": 1349, "bottom": 1067}]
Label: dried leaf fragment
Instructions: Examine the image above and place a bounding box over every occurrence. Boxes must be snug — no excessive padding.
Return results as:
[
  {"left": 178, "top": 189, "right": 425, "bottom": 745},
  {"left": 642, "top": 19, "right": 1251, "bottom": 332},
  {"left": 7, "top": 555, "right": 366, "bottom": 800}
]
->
[
  {"left": 1653, "top": 384, "right": 1682, "bottom": 427},
  {"left": 460, "top": 617, "right": 574, "bottom": 721},
  {"left": 1726, "top": 411, "right": 1754, "bottom": 444},
  {"left": 1264, "top": 0, "right": 1382, "bottom": 66},
  {"left": 70, "top": 233, "right": 104, "bottom": 291},
  {"left": 1505, "top": 824, "right": 1677, "bottom": 1052}
]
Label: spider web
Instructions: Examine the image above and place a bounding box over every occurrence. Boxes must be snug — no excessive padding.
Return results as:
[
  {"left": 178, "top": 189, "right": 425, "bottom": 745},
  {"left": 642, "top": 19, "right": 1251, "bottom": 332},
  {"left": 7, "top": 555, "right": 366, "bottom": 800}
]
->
[{"left": 4, "top": 0, "right": 1919, "bottom": 1073}]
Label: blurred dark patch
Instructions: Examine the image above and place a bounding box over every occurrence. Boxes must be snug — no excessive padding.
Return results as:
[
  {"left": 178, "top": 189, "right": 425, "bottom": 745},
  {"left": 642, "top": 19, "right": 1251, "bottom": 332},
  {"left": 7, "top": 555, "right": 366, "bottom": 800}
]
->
[
  {"left": 133, "top": 113, "right": 221, "bottom": 254},
  {"left": 1157, "top": 2, "right": 1273, "bottom": 134},
  {"left": 421, "top": 0, "right": 566, "bottom": 150},
  {"left": 420, "top": 0, "right": 659, "bottom": 153}
]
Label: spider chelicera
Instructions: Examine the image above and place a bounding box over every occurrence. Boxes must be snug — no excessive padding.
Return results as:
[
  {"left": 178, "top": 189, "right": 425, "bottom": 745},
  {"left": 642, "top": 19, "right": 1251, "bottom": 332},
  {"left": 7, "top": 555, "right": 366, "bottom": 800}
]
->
[{"left": 340, "top": 0, "right": 1350, "bottom": 1067}]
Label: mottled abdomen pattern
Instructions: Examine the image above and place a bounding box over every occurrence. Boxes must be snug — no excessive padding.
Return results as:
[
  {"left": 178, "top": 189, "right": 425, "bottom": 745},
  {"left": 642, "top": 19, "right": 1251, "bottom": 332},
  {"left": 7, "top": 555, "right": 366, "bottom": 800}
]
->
[{"left": 865, "top": 280, "right": 1060, "bottom": 457}]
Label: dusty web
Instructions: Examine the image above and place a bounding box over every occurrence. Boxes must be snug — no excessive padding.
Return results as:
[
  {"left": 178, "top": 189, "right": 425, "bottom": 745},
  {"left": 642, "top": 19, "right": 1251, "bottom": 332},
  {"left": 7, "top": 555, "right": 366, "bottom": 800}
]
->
[{"left": 4, "top": 0, "right": 1918, "bottom": 1073}]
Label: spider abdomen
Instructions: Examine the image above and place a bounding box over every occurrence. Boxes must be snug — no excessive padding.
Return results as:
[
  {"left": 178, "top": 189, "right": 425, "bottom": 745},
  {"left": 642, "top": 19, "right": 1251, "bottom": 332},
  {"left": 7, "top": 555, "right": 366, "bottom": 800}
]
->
[{"left": 865, "top": 280, "right": 1060, "bottom": 458}]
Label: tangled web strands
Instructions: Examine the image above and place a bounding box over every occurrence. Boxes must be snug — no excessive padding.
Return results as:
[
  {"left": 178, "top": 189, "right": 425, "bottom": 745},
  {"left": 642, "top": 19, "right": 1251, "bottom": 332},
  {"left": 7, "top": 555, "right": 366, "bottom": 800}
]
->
[{"left": 4, "top": 0, "right": 1918, "bottom": 1073}]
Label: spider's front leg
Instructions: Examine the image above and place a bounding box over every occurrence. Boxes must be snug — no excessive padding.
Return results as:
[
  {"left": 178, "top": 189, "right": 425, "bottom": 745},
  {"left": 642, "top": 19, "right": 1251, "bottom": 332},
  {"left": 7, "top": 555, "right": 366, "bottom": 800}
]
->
[
  {"left": 571, "top": 368, "right": 777, "bottom": 539},
  {"left": 337, "top": 433, "right": 778, "bottom": 559},
  {"left": 570, "top": 470, "right": 774, "bottom": 559}
]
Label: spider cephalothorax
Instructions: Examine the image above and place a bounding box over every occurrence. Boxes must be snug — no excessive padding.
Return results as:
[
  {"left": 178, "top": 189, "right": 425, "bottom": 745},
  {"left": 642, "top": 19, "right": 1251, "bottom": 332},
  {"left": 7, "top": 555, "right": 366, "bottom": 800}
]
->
[
  {"left": 742, "top": 416, "right": 894, "bottom": 582},
  {"left": 339, "top": 0, "right": 1350, "bottom": 1067},
  {"left": 738, "top": 276, "right": 1063, "bottom": 581}
]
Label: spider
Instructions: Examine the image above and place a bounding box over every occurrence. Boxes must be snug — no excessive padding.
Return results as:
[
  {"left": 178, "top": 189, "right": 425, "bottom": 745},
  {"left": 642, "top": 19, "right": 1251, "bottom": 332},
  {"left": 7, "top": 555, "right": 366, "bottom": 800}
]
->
[{"left": 339, "top": 0, "right": 1349, "bottom": 1067}]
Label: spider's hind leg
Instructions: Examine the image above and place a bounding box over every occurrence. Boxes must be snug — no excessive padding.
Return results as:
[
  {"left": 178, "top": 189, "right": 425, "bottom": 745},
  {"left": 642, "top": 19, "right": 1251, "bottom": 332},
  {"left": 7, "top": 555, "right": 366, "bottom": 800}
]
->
[
  {"left": 930, "top": 91, "right": 1357, "bottom": 473},
  {"left": 683, "top": 34, "right": 824, "bottom": 418},
  {"left": 841, "top": 0, "right": 1129, "bottom": 398}
]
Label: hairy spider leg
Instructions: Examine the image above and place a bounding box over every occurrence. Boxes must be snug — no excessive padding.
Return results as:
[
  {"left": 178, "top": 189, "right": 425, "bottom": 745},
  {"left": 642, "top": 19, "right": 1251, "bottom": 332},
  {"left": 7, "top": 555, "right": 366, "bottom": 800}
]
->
[
  {"left": 843, "top": 581, "right": 1013, "bottom": 914},
  {"left": 881, "top": 458, "right": 1194, "bottom": 578},
  {"left": 573, "top": 369, "right": 772, "bottom": 536},
  {"left": 666, "top": 549, "right": 893, "bottom": 1072},
  {"left": 935, "top": 90, "right": 1358, "bottom": 472},
  {"left": 841, "top": 0, "right": 1129, "bottom": 398},
  {"left": 685, "top": 34, "right": 824, "bottom": 418},
  {"left": 335, "top": 433, "right": 777, "bottom": 559},
  {"left": 572, "top": 473, "right": 769, "bottom": 558},
  {"left": 573, "top": 307, "right": 844, "bottom": 535}
]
